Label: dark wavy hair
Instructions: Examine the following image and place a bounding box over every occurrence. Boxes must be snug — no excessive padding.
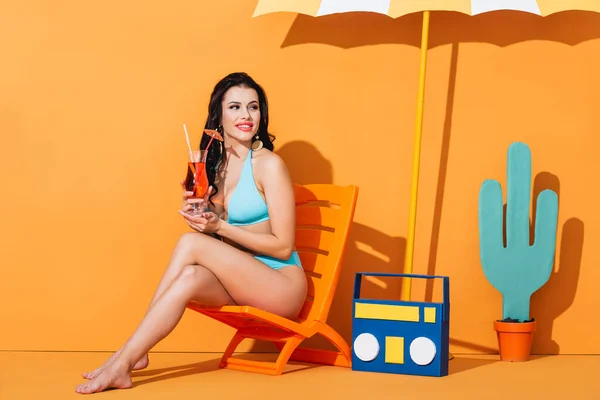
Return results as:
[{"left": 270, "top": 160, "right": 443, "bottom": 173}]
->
[{"left": 200, "top": 72, "right": 275, "bottom": 205}]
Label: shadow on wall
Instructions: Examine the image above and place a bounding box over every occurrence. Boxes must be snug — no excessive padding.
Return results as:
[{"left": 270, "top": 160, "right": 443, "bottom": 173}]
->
[
  {"left": 248, "top": 143, "right": 585, "bottom": 355},
  {"left": 423, "top": 39, "right": 459, "bottom": 303},
  {"left": 529, "top": 172, "right": 584, "bottom": 355},
  {"left": 272, "top": 7, "right": 595, "bottom": 355},
  {"left": 277, "top": 141, "right": 406, "bottom": 349},
  {"left": 280, "top": 10, "right": 600, "bottom": 49}
]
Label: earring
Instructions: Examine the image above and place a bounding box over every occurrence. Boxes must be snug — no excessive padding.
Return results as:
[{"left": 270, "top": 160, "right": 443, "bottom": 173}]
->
[{"left": 251, "top": 134, "right": 263, "bottom": 151}]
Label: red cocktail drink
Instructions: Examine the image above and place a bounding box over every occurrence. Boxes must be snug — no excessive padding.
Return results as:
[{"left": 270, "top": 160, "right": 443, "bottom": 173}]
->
[
  {"left": 182, "top": 128, "right": 224, "bottom": 215},
  {"left": 184, "top": 150, "right": 208, "bottom": 214}
]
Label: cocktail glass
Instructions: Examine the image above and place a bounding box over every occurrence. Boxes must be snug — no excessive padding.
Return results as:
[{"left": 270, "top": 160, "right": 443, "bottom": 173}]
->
[
  {"left": 184, "top": 149, "right": 209, "bottom": 215},
  {"left": 182, "top": 128, "right": 224, "bottom": 215}
]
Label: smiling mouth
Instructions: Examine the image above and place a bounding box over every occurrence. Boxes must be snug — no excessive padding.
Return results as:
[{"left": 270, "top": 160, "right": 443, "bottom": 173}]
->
[{"left": 236, "top": 123, "right": 253, "bottom": 131}]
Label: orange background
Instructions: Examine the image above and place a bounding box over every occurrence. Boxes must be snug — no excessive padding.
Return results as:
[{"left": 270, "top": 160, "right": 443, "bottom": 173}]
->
[{"left": 1, "top": 1, "right": 599, "bottom": 355}]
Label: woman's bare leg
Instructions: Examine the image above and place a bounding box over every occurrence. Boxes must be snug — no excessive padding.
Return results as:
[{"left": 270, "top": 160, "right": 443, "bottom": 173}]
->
[
  {"left": 76, "top": 233, "right": 306, "bottom": 394},
  {"left": 165, "top": 233, "right": 307, "bottom": 316},
  {"left": 76, "top": 264, "right": 234, "bottom": 394},
  {"left": 82, "top": 234, "right": 221, "bottom": 379}
]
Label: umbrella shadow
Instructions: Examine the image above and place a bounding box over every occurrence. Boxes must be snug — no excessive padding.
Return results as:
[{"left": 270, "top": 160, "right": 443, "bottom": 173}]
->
[
  {"left": 280, "top": 10, "right": 600, "bottom": 49},
  {"left": 423, "top": 40, "right": 459, "bottom": 302}
]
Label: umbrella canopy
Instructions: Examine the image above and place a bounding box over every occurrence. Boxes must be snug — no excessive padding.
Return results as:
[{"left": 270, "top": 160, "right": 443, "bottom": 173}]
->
[
  {"left": 254, "top": 0, "right": 600, "bottom": 18},
  {"left": 253, "top": 0, "right": 600, "bottom": 302},
  {"left": 279, "top": 10, "right": 600, "bottom": 49}
]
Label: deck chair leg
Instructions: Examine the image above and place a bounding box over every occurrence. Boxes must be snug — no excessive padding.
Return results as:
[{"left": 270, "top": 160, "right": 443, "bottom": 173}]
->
[
  {"left": 273, "top": 336, "right": 303, "bottom": 375},
  {"left": 219, "top": 331, "right": 245, "bottom": 368},
  {"left": 218, "top": 333, "right": 305, "bottom": 375},
  {"left": 278, "top": 322, "right": 352, "bottom": 368}
]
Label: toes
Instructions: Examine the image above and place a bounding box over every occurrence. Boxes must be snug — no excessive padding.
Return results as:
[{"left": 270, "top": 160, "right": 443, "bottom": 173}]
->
[
  {"left": 75, "top": 383, "right": 87, "bottom": 393},
  {"left": 76, "top": 383, "right": 89, "bottom": 394},
  {"left": 75, "top": 379, "right": 99, "bottom": 394},
  {"left": 81, "top": 372, "right": 95, "bottom": 380},
  {"left": 76, "top": 381, "right": 100, "bottom": 394},
  {"left": 82, "top": 366, "right": 104, "bottom": 380}
]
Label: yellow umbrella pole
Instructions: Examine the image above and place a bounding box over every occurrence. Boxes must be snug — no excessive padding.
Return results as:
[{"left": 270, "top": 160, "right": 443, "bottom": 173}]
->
[
  {"left": 401, "top": 10, "right": 430, "bottom": 302},
  {"left": 399, "top": 12, "right": 454, "bottom": 362}
]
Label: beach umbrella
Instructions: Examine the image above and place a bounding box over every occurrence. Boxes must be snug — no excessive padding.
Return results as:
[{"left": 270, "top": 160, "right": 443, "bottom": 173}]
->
[{"left": 252, "top": 0, "right": 600, "bottom": 302}]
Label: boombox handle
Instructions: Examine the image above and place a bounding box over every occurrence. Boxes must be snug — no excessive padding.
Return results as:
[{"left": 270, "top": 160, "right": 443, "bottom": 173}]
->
[{"left": 353, "top": 273, "right": 450, "bottom": 323}]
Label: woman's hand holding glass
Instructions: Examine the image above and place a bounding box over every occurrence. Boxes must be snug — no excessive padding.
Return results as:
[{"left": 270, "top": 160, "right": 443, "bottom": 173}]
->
[
  {"left": 180, "top": 180, "right": 211, "bottom": 214},
  {"left": 179, "top": 183, "right": 222, "bottom": 234}
]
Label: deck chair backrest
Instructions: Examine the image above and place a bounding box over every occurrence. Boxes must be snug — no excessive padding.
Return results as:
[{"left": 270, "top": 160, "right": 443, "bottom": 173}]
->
[{"left": 293, "top": 184, "right": 359, "bottom": 324}]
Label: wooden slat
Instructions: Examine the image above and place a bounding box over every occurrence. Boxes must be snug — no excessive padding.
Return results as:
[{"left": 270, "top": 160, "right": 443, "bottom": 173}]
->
[
  {"left": 294, "top": 184, "right": 354, "bottom": 207},
  {"left": 296, "top": 251, "right": 330, "bottom": 276},
  {"left": 295, "top": 206, "right": 340, "bottom": 229},
  {"left": 295, "top": 229, "right": 335, "bottom": 253}
]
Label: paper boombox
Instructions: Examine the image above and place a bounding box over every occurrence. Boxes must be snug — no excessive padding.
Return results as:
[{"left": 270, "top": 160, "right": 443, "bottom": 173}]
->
[{"left": 351, "top": 273, "right": 450, "bottom": 377}]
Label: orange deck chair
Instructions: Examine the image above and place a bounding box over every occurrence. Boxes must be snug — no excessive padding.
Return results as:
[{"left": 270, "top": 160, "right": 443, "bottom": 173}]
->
[{"left": 187, "top": 183, "right": 359, "bottom": 375}]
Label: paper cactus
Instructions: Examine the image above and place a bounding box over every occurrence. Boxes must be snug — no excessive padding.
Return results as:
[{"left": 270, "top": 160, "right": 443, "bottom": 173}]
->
[{"left": 478, "top": 142, "right": 559, "bottom": 322}]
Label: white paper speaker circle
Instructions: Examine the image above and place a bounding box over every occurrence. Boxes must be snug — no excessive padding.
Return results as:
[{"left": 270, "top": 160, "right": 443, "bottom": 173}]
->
[
  {"left": 409, "top": 337, "right": 437, "bottom": 366},
  {"left": 353, "top": 333, "right": 380, "bottom": 362}
]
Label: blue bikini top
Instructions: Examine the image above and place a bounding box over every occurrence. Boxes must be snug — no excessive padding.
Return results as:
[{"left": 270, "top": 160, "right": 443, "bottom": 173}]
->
[{"left": 226, "top": 149, "right": 270, "bottom": 226}]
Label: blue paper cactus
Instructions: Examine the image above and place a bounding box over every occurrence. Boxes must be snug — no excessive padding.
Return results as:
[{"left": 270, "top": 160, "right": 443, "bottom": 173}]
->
[{"left": 478, "top": 142, "right": 559, "bottom": 322}]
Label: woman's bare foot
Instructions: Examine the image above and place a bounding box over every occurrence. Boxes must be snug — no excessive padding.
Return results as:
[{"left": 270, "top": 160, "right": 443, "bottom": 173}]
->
[
  {"left": 81, "top": 352, "right": 119, "bottom": 380},
  {"left": 75, "top": 360, "right": 133, "bottom": 394},
  {"left": 82, "top": 353, "right": 149, "bottom": 380}
]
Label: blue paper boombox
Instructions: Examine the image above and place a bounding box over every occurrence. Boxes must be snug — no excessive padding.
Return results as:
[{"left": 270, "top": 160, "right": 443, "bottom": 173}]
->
[{"left": 351, "top": 273, "right": 450, "bottom": 377}]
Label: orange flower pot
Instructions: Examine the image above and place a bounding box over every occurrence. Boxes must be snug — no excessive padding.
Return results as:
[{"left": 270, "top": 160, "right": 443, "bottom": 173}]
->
[{"left": 494, "top": 320, "right": 536, "bottom": 362}]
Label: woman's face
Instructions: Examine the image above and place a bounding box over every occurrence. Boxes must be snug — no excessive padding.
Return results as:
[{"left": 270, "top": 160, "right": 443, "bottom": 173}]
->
[{"left": 220, "top": 85, "right": 260, "bottom": 144}]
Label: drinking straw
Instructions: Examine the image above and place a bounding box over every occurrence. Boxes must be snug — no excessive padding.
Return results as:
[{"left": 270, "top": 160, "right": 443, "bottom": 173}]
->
[{"left": 182, "top": 124, "right": 193, "bottom": 161}]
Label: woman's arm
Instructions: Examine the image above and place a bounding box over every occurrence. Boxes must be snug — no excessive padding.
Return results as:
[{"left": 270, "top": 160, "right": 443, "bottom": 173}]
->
[{"left": 216, "top": 154, "right": 296, "bottom": 260}]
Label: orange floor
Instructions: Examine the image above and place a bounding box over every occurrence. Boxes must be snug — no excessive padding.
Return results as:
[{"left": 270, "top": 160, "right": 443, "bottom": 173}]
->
[{"left": 1, "top": 351, "right": 598, "bottom": 399}]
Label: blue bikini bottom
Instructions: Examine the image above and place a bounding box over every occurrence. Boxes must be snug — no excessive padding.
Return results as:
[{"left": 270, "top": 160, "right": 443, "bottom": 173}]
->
[{"left": 254, "top": 251, "right": 303, "bottom": 270}]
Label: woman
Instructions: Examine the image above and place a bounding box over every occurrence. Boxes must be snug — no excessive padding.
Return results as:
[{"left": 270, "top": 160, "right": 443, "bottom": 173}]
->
[{"left": 76, "top": 72, "right": 307, "bottom": 394}]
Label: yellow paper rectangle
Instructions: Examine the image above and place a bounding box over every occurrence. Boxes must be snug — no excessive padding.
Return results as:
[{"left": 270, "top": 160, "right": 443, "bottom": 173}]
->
[
  {"left": 424, "top": 307, "right": 436, "bottom": 323},
  {"left": 355, "top": 303, "right": 420, "bottom": 322},
  {"left": 385, "top": 336, "right": 405, "bottom": 364}
]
